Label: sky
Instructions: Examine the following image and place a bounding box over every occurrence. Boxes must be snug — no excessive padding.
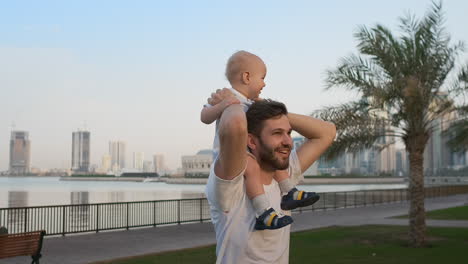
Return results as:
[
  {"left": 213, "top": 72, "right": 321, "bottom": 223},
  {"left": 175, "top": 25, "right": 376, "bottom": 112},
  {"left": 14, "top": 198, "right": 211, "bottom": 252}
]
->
[{"left": 1, "top": 0, "right": 467, "bottom": 171}]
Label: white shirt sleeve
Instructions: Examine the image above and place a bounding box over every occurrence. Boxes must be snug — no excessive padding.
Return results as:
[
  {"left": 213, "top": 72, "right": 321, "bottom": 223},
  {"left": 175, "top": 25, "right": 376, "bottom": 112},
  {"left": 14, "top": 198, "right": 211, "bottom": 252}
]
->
[
  {"left": 206, "top": 163, "right": 246, "bottom": 212},
  {"left": 288, "top": 149, "right": 304, "bottom": 186}
]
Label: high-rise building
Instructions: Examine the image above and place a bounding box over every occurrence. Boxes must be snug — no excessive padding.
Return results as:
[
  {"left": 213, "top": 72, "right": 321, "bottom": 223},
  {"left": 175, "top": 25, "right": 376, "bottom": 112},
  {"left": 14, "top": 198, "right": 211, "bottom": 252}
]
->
[
  {"left": 71, "top": 130, "right": 90, "bottom": 172},
  {"left": 424, "top": 110, "right": 457, "bottom": 175},
  {"left": 153, "top": 154, "right": 166, "bottom": 175},
  {"left": 109, "top": 141, "right": 126, "bottom": 172},
  {"left": 9, "top": 131, "right": 31, "bottom": 175},
  {"left": 133, "top": 152, "right": 144, "bottom": 171},
  {"left": 101, "top": 154, "right": 111, "bottom": 173},
  {"left": 292, "top": 137, "right": 318, "bottom": 175}
]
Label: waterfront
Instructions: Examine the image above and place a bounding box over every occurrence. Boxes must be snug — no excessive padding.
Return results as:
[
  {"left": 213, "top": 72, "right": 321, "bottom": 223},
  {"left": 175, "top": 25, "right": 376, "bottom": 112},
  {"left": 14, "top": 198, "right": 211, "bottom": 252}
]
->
[{"left": 0, "top": 176, "right": 407, "bottom": 208}]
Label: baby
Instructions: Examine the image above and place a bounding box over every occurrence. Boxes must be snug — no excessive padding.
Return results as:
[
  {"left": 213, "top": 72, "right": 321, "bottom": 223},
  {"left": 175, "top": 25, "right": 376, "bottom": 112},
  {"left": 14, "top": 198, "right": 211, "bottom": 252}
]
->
[{"left": 201, "top": 51, "right": 319, "bottom": 230}]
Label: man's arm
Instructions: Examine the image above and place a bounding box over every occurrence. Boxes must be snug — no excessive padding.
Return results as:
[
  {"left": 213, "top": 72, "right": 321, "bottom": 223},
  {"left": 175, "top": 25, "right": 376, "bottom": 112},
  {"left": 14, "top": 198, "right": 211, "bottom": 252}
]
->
[
  {"left": 204, "top": 88, "right": 247, "bottom": 180},
  {"left": 215, "top": 104, "right": 248, "bottom": 180},
  {"left": 288, "top": 113, "right": 336, "bottom": 173}
]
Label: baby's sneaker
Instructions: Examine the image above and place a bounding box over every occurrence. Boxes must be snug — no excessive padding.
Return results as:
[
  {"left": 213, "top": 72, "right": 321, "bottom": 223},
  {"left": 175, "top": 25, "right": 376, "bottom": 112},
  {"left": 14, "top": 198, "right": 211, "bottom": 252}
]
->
[
  {"left": 254, "top": 207, "right": 293, "bottom": 230},
  {"left": 280, "top": 187, "right": 320, "bottom": 210}
]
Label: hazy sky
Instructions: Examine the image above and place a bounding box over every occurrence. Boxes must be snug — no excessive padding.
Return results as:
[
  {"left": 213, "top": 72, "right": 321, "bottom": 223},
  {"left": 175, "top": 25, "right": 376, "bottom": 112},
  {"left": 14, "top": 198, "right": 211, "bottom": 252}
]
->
[{"left": 1, "top": 0, "right": 467, "bottom": 171}]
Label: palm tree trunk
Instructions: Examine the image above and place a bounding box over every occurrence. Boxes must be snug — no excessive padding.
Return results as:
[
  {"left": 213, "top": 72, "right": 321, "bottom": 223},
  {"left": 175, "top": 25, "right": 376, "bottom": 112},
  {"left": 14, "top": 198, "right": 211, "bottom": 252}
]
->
[{"left": 407, "top": 134, "right": 428, "bottom": 247}]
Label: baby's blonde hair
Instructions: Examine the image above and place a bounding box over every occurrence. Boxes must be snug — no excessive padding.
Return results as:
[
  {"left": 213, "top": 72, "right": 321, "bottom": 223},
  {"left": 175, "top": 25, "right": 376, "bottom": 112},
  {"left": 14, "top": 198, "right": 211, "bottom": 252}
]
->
[{"left": 225, "top": 50, "right": 262, "bottom": 84}]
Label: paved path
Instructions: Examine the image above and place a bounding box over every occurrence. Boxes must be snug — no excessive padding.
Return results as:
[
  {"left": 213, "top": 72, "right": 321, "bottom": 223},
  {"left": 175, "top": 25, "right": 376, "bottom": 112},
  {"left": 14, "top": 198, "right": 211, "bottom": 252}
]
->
[{"left": 4, "top": 194, "right": 468, "bottom": 264}]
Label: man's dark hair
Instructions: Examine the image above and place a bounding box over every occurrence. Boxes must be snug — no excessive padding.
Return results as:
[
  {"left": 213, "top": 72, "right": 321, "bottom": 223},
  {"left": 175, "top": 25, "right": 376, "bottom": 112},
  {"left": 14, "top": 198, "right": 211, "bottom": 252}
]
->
[{"left": 246, "top": 99, "right": 288, "bottom": 137}]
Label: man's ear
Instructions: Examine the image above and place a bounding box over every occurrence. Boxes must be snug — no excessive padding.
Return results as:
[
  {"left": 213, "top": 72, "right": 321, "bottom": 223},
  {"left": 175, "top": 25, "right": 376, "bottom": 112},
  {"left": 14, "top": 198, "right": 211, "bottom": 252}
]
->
[
  {"left": 241, "top": 71, "right": 250, "bottom": 84},
  {"left": 247, "top": 133, "right": 257, "bottom": 151}
]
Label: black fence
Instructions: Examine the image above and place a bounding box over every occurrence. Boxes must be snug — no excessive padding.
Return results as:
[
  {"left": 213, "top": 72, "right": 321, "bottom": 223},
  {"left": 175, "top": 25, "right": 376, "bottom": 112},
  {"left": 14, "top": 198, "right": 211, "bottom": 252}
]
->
[{"left": 1, "top": 185, "right": 468, "bottom": 236}]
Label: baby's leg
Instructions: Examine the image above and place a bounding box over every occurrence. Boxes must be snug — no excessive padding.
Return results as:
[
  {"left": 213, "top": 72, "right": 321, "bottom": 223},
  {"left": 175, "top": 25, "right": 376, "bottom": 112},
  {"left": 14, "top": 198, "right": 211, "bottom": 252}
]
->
[
  {"left": 246, "top": 155, "right": 292, "bottom": 230},
  {"left": 273, "top": 170, "right": 320, "bottom": 210},
  {"left": 273, "top": 170, "right": 295, "bottom": 194},
  {"left": 245, "top": 155, "right": 265, "bottom": 201}
]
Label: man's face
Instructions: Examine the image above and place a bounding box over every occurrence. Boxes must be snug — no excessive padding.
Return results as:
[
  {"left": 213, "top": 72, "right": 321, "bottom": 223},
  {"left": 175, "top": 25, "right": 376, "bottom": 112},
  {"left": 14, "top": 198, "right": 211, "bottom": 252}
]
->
[{"left": 255, "top": 115, "right": 293, "bottom": 170}]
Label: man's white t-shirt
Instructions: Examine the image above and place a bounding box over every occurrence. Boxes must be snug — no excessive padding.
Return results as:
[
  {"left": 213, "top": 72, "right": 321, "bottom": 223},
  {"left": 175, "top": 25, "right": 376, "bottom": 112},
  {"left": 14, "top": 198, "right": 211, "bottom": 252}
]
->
[
  {"left": 205, "top": 149, "right": 304, "bottom": 264},
  {"left": 204, "top": 88, "right": 253, "bottom": 158}
]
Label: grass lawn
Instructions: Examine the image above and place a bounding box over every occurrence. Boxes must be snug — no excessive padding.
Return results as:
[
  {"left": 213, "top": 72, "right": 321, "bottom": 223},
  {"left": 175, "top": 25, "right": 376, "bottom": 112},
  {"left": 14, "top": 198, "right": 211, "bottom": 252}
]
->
[
  {"left": 95, "top": 225, "right": 468, "bottom": 264},
  {"left": 396, "top": 205, "right": 468, "bottom": 220},
  {"left": 424, "top": 205, "right": 468, "bottom": 220}
]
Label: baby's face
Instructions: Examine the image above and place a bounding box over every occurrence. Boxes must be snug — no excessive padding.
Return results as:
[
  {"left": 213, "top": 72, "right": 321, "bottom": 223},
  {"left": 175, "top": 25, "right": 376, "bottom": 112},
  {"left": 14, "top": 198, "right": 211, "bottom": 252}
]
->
[{"left": 247, "top": 60, "right": 267, "bottom": 99}]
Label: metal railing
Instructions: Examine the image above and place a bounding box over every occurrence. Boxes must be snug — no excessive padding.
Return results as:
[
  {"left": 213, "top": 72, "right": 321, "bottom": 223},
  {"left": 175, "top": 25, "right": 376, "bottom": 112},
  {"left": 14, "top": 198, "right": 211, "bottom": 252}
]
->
[{"left": 1, "top": 185, "right": 468, "bottom": 236}]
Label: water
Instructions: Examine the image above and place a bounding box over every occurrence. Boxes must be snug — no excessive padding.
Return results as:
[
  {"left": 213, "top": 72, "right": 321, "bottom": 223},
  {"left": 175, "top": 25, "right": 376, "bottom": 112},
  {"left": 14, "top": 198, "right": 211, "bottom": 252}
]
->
[{"left": 0, "top": 176, "right": 407, "bottom": 208}]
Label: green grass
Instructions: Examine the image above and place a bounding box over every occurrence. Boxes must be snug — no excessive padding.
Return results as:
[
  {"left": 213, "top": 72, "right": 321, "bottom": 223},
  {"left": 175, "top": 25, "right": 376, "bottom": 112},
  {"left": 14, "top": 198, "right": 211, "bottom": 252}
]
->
[
  {"left": 425, "top": 205, "right": 468, "bottom": 220},
  {"left": 94, "top": 225, "right": 468, "bottom": 264},
  {"left": 396, "top": 205, "right": 468, "bottom": 220}
]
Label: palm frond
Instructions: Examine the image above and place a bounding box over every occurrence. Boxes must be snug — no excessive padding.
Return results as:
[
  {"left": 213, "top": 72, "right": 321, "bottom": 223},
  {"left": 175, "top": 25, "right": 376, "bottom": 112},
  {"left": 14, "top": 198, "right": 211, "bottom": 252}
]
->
[{"left": 313, "top": 101, "right": 398, "bottom": 160}]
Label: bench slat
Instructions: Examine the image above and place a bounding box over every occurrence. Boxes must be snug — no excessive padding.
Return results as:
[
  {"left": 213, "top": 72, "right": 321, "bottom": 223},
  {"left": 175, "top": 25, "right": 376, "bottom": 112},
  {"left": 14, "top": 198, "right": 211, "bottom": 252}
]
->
[{"left": 0, "top": 231, "right": 45, "bottom": 260}]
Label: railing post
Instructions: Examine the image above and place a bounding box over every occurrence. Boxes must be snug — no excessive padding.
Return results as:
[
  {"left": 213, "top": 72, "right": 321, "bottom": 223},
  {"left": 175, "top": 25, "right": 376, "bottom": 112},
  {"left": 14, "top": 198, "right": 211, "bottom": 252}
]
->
[
  {"left": 344, "top": 192, "right": 347, "bottom": 208},
  {"left": 364, "top": 191, "right": 367, "bottom": 207},
  {"left": 354, "top": 191, "right": 357, "bottom": 207},
  {"left": 153, "top": 201, "right": 156, "bottom": 227},
  {"left": 62, "top": 206, "right": 66, "bottom": 236},
  {"left": 200, "top": 199, "right": 203, "bottom": 223},
  {"left": 322, "top": 193, "right": 326, "bottom": 211},
  {"left": 177, "top": 200, "right": 181, "bottom": 225},
  {"left": 24, "top": 208, "right": 28, "bottom": 233},
  {"left": 96, "top": 204, "right": 100, "bottom": 233},
  {"left": 126, "top": 203, "right": 129, "bottom": 230},
  {"left": 334, "top": 192, "right": 337, "bottom": 209}
]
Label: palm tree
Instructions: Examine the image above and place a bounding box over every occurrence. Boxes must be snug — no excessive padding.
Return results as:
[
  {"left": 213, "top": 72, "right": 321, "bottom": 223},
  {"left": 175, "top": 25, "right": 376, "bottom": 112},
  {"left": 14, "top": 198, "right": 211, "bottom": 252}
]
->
[
  {"left": 445, "top": 66, "right": 468, "bottom": 150},
  {"left": 315, "top": 1, "right": 467, "bottom": 247}
]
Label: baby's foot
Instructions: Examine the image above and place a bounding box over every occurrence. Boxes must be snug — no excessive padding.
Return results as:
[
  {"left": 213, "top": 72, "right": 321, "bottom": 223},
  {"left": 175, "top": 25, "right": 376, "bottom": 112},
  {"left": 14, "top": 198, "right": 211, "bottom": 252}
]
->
[
  {"left": 254, "top": 207, "right": 293, "bottom": 230},
  {"left": 281, "top": 187, "right": 320, "bottom": 210}
]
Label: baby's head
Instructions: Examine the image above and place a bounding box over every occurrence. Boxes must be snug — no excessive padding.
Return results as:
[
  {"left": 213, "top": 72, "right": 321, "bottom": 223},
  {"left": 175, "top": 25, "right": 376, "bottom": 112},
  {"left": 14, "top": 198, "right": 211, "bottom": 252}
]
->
[{"left": 225, "top": 50, "right": 266, "bottom": 100}]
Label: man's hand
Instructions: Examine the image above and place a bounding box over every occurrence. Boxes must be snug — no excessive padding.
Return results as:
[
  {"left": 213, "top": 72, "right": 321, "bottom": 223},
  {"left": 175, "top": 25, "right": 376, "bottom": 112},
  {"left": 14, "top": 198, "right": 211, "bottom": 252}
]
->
[{"left": 207, "top": 88, "right": 236, "bottom": 105}]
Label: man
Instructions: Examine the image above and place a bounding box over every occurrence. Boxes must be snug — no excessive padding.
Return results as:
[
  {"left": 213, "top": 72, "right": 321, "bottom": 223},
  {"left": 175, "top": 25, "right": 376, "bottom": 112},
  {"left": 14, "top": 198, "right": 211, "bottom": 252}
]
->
[{"left": 205, "top": 91, "right": 336, "bottom": 264}]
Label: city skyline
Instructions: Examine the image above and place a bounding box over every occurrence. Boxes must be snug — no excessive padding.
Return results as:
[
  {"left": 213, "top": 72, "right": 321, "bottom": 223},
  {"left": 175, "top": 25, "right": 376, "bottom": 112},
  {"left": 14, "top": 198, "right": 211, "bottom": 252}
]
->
[{"left": 1, "top": 1, "right": 468, "bottom": 171}]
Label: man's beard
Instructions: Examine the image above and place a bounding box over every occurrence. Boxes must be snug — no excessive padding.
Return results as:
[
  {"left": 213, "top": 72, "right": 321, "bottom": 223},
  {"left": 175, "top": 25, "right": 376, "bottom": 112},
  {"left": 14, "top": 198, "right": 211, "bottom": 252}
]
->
[{"left": 257, "top": 137, "right": 292, "bottom": 171}]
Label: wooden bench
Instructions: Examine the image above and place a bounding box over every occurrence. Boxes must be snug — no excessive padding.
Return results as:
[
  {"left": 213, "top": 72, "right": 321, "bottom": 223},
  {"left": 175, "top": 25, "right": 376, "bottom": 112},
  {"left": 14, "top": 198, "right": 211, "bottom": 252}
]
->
[{"left": 0, "top": 230, "right": 46, "bottom": 264}]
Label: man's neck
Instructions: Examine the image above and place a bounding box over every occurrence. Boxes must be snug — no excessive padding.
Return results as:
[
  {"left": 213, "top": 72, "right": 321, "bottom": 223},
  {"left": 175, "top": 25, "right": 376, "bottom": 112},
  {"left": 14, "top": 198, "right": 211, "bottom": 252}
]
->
[{"left": 258, "top": 163, "right": 275, "bottom": 185}]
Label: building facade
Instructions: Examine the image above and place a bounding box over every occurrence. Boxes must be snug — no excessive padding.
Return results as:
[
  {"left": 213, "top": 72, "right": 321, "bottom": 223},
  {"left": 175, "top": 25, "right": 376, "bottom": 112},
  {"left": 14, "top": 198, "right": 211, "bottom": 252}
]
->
[
  {"left": 109, "top": 141, "right": 126, "bottom": 172},
  {"left": 292, "top": 137, "right": 318, "bottom": 176},
  {"left": 181, "top": 150, "right": 213, "bottom": 177},
  {"left": 9, "top": 131, "right": 31, "bottom": 175},
  {"left": 153, "top": 154, "right": 166, "bottom": 175},
  {"left": 100, "top": 154, "right": 111, "bottom": 173},
  {"left": 133, "top": 152, "right": 144, "bottom": 171},
  {"left": 71, "top": 131, "right": 90, "bottom": 172}
]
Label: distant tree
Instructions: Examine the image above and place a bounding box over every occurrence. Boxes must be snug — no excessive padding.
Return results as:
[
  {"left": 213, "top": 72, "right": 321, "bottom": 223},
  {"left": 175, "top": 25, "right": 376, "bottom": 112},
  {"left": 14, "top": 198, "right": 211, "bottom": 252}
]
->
[{"left": 315, "top": 1, "right": 467, "bottom": 247}]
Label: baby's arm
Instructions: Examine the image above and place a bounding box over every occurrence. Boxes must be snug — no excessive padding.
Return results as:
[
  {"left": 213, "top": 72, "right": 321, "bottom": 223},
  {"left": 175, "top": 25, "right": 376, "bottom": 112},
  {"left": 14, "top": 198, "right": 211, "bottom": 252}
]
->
[{"left": 200, "top": 92, "right": 240, "bottom": 124}]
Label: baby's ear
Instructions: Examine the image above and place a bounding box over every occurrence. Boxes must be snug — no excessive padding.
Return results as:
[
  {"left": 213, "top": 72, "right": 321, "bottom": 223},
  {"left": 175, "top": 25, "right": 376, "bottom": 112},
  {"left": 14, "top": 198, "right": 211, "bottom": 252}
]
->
[{"left": 242, "top": 71, "right": 250, "bottom": 84}]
